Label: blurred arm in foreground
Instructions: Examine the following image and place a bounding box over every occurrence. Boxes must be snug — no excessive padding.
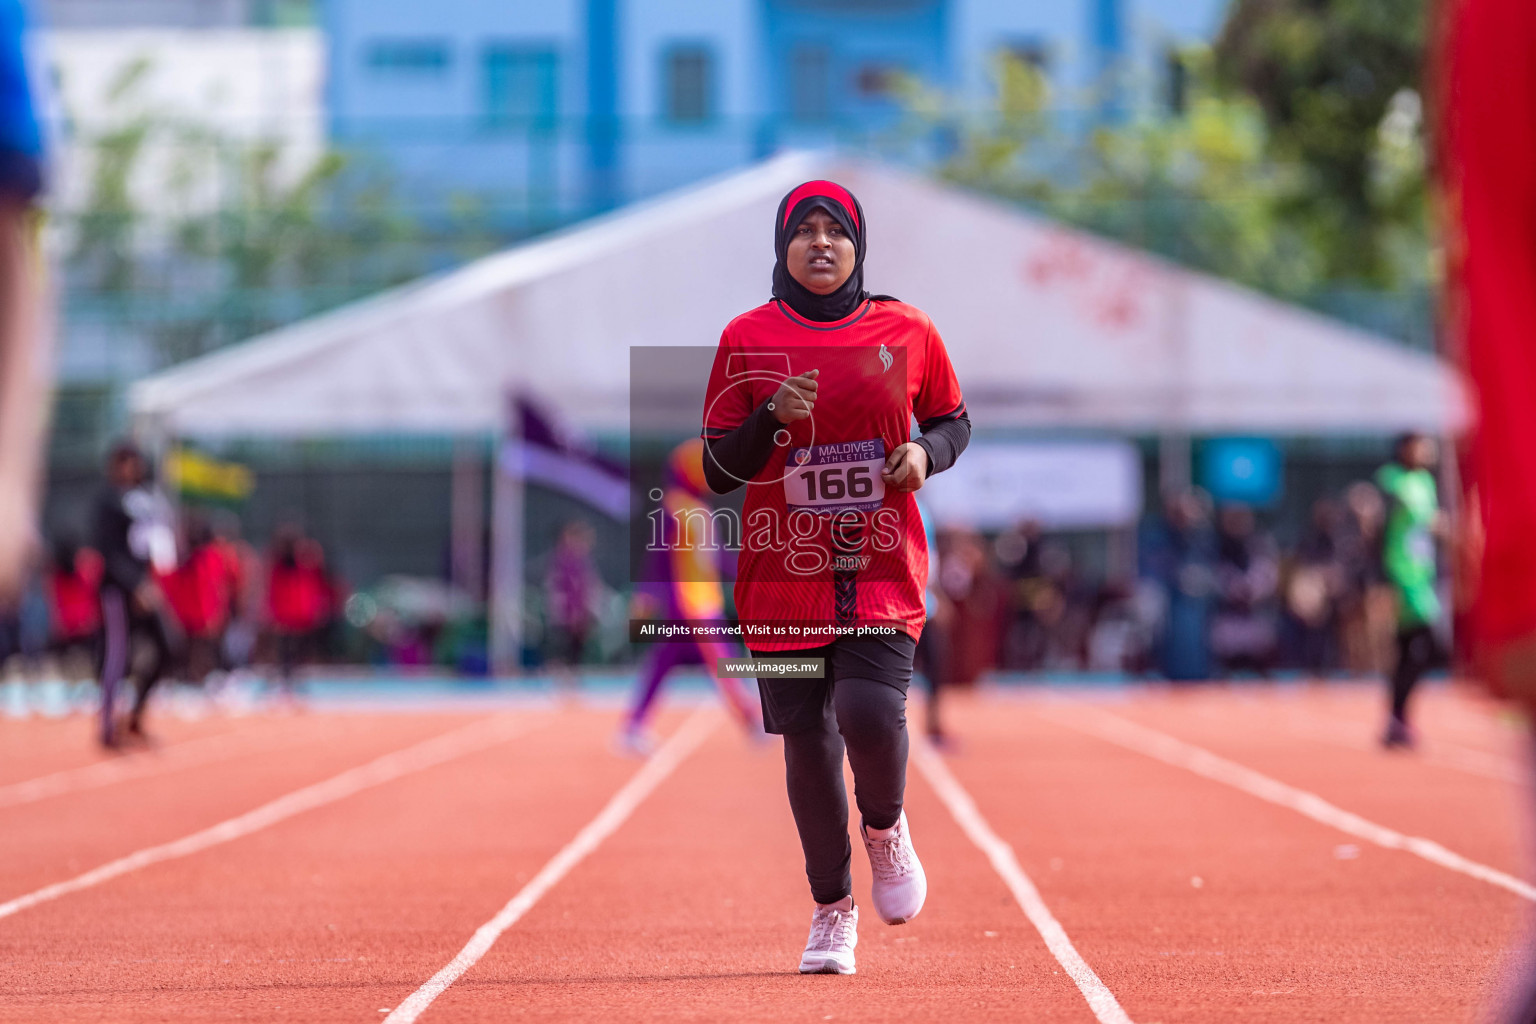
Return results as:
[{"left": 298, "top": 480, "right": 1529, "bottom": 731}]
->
[
  {"left": 1445, "top": 1, "right": 1536, "bottom": 1020},
  {"left": 1444, "top": 0, "right": 1536, "bottom": 705},
  {"left": 0, "top": 0, "right": 47, "bottom": 601}
]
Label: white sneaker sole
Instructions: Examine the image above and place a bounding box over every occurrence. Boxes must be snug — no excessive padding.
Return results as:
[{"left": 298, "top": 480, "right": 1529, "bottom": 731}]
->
[
  {"left": 872, "top": 869, "right": 925, "bottom": 926},
  {"left": 865, "top": 812, "right": 927, "bottom": 926},
  {"left": 799, "top": 956, "right": 856, "bottom": 975}
]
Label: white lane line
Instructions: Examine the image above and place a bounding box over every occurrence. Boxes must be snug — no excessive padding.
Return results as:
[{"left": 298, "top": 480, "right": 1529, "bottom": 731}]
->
[
  {"left": 384, "top": 707, "right": 719, "bottom": 1024},
  {"left": 1278, "top": 717, "right": 1526, "bottom": 785},
  {"left": 1050, "top": 709, "right": 1536, "bottom": 903},
  {"left": 0, "top": 725, "right": 311, "bottom": 810},
  {"left": 1179, "top": 698, "right": 1527, "bottom": 785},
  {"left": 0, "top": 715, "right": 529, "bottom": 921},
  {"left": 914, "top": 744, "right": 1135, "bottom": 1024}
]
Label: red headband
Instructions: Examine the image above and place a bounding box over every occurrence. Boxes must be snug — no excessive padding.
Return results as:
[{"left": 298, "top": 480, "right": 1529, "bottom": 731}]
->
[{"left": 781, "top": 180, "right": 860, "bottom": 233}]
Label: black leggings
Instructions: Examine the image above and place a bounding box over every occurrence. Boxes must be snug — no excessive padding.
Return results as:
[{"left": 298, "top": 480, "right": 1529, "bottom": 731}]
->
[
  {"left": 1390, "top": 624, "right": 1436, "bottom": 724},
  {"left": 755, "top": 637, "right": 914, "bottom": 905},
  {"left": 99, "top": 587, "right": 179, "bottom": 743}
]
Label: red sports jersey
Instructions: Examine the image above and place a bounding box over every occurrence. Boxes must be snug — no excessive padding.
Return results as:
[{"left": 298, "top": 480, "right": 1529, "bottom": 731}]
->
[
  {"left": 268, "top": 563, "right": 329, "bottom": 634},
  {"left": 702, "top": 298, "right": 965, "bottom": 651},
  {"left": 158, "top": 545, "right": 232, "bottom": 637},
  {"left": 49, "top": 551, "right": 102, "bottom": 641}
]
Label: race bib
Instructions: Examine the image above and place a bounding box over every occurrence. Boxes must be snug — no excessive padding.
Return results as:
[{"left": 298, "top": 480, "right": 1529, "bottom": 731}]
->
[{"left": 785, "top": 438, "right": 886, "bottom": 514}]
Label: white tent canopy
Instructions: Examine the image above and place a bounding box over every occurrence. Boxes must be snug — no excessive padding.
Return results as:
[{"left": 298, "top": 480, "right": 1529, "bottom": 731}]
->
[{"left": 130, "top": 152, "right": 1464, "bottom": 440}]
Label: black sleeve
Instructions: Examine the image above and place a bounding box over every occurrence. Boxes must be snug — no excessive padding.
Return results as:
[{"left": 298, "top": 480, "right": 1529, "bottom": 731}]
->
[
  {"left": 703, "top": 399, "right": 780, "bottom": 495},
  {"left": 914, "top": 409, "right": 971, "bottom": 477},
  {"left": 92, "top": 489, "right": 145, "bottom": 592}
]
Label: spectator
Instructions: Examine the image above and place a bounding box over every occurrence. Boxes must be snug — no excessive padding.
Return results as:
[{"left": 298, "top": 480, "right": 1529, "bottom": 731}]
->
[
  {"left": 1337, "top": 480, "right": 1395, "bottom": 676},
  {"left": 915, "top": 498, "right": 955, "bottom": 746},
  {"left": 157, "top": 512, "right": 232, "bottom": 685},
  {"left": 1284, "top": 499, "right": 1344, "bottom": 675},
  {"left": 939, "top": 526, "right": 1007, "bottom": 685},
  {"left": 211, "top": 510, "right": 259, "bottom": 675},
  {"left": 1210, "top": 504, "right": 1281, "bottom": 677},
  {"left": 1140, "top": 489, "right": 1216, "bottom": 682},
  {"left": 0, "top": 543, "right": 44, "bottom": 680},
  {"left": 1086, "top": 580, "right": 1146, "bottom": 674},
  {"left": 995, "top": 519, "right": 1047, "bottom": 670},
  {"left": 544, "top": 520, "right": 600, "bottom": 684},
  {"left": 266, "top": 526, "right": 331, "bottom": 697},
  {"left": 1377, "top": 432, "right": 1445, "bottom": 747},
  {"left": 93, "top": 441, "right": 181, "bottom": 747},
  {"left": 1036, "top": 541, "right": 1093, "bottom": 671},
  {"left": 45, "top": 536, "right": 100, "bottom": 683}
]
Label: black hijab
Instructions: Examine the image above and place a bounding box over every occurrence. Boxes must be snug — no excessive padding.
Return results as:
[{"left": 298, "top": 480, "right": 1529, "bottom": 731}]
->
[{"left": 771, "top": 180, "right": 893, "bottom": 322}]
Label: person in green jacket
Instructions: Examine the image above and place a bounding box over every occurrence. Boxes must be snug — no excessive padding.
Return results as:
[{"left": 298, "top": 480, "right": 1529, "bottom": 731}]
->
[{"left": 1376, "top": 432, "right": 1444, "bottom": 748}]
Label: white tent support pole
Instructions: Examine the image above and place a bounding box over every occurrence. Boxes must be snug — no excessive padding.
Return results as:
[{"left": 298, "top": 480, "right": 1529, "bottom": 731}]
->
[
  {"left": 134, "top": 413, "right": 171, "bottom": 465},
  {"left": 1158, "top": 266, "right": 1193, "bottom": 497},
  {"left": 489, "top": 427, "right": 525, "bottom": 675},
  {"left": 1108, "top": 524, "right": 1136, "bottom": 582},
  {"left": 135, "top": 416, "right": 176, "bottom": 513},
  {"left": 1158, "top": 432, "right": 1191, "bottom": 496},
  {"left": 451, "top": 437, "right": 486, "bottom": 602}
]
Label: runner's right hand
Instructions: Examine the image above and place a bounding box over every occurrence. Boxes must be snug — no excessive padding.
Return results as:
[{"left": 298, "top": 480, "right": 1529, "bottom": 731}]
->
[{"left": 769, "top": 370, "right": 818, "bottom": 424}]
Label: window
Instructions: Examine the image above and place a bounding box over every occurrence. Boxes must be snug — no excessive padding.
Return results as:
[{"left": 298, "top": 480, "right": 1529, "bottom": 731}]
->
[
  {"left": 855, "top": 64, "right": 901, "bottom": 99},
  {"left": 776, "top": 0, "right": 931, "bottom": 10},
  {"left": 483, "top": 47, "right": 560, "bottom": 130},
  {"left": 1165, "top": 48, "right": 1189, "bottom": 115},
  {"left": 788, "top": 45, "right": 831, "bottom": 122},
  {"left": 1003, "top": 39, "right": 1052, "bottom": 75},
  {"left": 663, "top": 46, "right": 714, "bottom": 123},
  {"left": 367, "top": 39, "right": 451, "bottom": 75}
]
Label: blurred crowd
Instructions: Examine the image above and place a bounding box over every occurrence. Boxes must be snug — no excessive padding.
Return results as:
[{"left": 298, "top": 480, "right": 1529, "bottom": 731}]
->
[
  {"left": 3, "top": 452, "right": 1441, "bottom": 697},
  {"left": 0, "top": 488, "right": 342, "bottom": 701},
  {"left": 925, "top": 478, "right": 1435, "bottom": 685}
]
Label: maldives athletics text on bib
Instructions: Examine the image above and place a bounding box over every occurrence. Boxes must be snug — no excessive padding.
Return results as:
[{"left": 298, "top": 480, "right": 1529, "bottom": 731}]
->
[{"left": 785, "top": 438, "right": 887, "bottom": 515}]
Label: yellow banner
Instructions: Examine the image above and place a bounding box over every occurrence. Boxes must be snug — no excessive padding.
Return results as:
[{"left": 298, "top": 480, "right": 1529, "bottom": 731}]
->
[{"left": 166, "top": 448, "right": 255, "bottom": 501}]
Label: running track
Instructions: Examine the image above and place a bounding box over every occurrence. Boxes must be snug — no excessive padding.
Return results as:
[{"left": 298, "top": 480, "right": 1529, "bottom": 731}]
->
[{"left": 0, "top": 682, "right": 1528, "bottom": 1022}]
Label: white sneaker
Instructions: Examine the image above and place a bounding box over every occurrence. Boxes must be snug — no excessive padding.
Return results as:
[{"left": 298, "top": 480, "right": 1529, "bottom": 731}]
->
[
  {"left": 798, "top": 899, "right": 859, "bottom": 974},
  {"left": 612, "top": 725, "right": 656, "bottom": 758},
  {"left": 862, "top": 811, "right": 927, "bottom": 925}
]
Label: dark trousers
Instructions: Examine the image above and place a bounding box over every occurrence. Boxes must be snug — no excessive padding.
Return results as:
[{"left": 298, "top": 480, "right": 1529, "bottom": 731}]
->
[
  {"left": 1389, "top": 624, "right": 1436, "bottom": 724},
  {"left": 99, "top": 587, "right": 177, "bottom": 744},
  {"left": 755, "top": 637, "right": 914, "bottom": 905},
  {"left": 275, "top": 629, "right": 321, "bottom": 686},
  {"left": 915, "top": 618, "right": 948, "bottom": 737}
]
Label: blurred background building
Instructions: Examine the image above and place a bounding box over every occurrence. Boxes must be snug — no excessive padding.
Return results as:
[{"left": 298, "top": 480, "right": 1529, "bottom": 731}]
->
[{"left": 321, "top": 0, "right": 1227, "bottom": 222}]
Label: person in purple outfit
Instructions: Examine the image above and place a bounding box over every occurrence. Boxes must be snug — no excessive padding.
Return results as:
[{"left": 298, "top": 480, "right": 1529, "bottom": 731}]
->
[
  {"left": 620, "top": 439, "right": 761, "bottom": 753},
  {"left": 544, "top": 520, "right": 601, "bottom": 691}
]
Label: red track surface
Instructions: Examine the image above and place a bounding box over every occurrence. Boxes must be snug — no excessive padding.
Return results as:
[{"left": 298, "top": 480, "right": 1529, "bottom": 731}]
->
[{"left": 0, "top": 683, "right": 1528, "bottom": 1022}]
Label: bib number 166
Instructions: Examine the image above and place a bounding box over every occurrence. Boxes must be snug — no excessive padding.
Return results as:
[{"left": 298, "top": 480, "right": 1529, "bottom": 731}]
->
[
  {"left": 799, "top": 464, "right": 875, "bottom": 501},
  {"left": 785, "top": 439, "right": 887, "bottom": 513}
]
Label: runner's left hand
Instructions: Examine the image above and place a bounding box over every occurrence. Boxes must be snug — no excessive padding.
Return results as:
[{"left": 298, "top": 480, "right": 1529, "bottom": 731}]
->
[{"left": 882, "top": 442, "right": 928, "bottom": 492}]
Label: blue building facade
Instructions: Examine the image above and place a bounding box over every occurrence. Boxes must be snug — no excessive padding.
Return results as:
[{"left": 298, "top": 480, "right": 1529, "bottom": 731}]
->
[{"left": 321, "top": 0, "right": 1229, "bottom": 228}]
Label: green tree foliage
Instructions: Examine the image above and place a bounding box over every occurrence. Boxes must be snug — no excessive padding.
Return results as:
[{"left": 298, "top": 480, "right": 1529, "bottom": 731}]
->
[
  {"left": 67, "top": 58, "right": 153, "bottom": 295},
  {"left": 62, "top": 58, "right": 434, "bottom": 367},
  {"left": 900, "top": 53, "right": 1327, "bottom": 298},
  {"left": 899, "top": 4, "right": 1431, "bottom": 310},
  {"left": 1215, "top": 0, "right": 1428, "bottom": 285}
]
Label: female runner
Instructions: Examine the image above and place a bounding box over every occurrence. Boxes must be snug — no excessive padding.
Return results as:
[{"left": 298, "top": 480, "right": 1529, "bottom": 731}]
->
[{"left": 701, "top": 180, "right": 970, "bottom": 974}]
